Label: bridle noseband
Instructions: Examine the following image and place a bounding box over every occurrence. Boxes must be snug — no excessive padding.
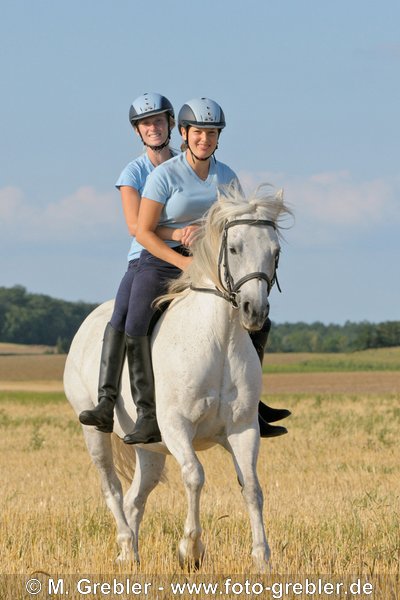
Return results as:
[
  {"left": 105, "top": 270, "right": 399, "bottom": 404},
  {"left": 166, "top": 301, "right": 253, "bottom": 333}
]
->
[{"left": 191, "top": 219, "right": 281, "bottom": 308}]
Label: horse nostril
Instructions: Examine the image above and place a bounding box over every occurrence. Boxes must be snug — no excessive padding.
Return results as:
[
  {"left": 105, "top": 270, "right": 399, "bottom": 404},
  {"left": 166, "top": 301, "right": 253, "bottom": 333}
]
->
[{"left": 243, "top": 301, "right": 250, "bottom": 314}]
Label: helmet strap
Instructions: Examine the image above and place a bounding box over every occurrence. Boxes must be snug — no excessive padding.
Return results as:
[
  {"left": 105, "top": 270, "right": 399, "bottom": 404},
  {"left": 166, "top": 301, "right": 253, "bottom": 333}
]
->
[
  {"left": 136, "top": 119, "right": 172, "bottom": 152},
  {"left": 146, "top": 133, "right": 170, "bottom": 152},
  {"left": 188, "top": 147, "right": 212, "bottom": 162},
  {"left": 141, "top": 127, "right": 171, "bottom": 152}
]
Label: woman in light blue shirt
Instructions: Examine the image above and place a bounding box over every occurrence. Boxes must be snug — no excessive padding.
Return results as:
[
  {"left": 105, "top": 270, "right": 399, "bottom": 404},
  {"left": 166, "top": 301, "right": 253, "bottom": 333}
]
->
[
  {"left": 123, "top": 98, "right": 290, "bottom": 445},
  {"left": 79, "top": 93, "right": 180, "bottom": 433}
]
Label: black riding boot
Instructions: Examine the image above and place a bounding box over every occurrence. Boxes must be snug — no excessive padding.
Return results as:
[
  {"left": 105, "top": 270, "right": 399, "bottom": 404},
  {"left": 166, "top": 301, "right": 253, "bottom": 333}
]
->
[
  {"left": 123, "top": 335, "right": 161, "bottom": 445},
  {"left": 249, "top": 319, "right": 291, "bottom": 438},
  {"left": 79, "top": 322, "right": 126, "bottom": 433}
]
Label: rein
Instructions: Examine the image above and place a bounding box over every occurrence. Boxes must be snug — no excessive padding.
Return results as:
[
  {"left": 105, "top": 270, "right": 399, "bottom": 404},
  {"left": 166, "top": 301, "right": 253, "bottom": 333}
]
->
[{"left": 190, "top": 219, "right": 281, "bottom": 309}]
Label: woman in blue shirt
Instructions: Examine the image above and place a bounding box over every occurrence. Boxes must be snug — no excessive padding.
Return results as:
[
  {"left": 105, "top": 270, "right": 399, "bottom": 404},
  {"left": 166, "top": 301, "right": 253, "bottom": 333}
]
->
[
  {"left": 123, "top": 98, "right": 290, "bottom": 445},
  {"left": 79, "top": 92, "right": 181, "bottom": 433}
]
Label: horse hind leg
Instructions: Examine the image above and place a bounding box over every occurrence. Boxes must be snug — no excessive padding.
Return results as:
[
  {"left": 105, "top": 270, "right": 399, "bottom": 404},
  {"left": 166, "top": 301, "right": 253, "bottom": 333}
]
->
[
  {"left": 226, "top": 428, "right": 271, "bottom": 572},
  {"left": 82, "top": 427, "right": 135, "bottom": 563},
  {"left": 123, "top": 447, "right": 166, "bottom": 564}
]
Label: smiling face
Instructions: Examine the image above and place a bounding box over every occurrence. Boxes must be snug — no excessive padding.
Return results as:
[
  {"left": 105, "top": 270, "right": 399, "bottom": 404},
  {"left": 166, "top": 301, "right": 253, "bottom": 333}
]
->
[
  {"left": 135, "top": 113, "right": 169, "bottom": 147},
  {"left": 182, "top": 126, "right": 219, "bottom": 160}
]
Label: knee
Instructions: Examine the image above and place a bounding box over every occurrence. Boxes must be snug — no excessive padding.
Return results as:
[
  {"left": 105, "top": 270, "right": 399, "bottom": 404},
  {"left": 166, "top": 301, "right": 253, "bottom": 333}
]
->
[
  {"left": 182, "top": 461, "right": 204, "bottom": 490},
  {"left": 242, "top": 481, "right": 263, "bottom": 507}
]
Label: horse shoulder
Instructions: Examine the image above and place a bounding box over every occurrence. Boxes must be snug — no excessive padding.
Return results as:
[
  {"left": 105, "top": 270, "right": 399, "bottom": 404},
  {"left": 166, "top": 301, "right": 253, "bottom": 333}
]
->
[
  {"left": 153, "top": 295, "right": 227, "bottom": 367},
  {"left": 220, "top": 327, "right": 262, "bottom": 422},
  {"left": 151, "top": 295, "right": 228, "bottom": 417}
]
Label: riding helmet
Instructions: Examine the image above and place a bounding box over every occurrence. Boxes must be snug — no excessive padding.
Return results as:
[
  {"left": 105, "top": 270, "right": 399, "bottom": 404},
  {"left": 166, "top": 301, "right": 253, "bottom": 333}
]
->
[
  {"left": 178, "top": 98, "right": 226, "bottom": 130},
  {"left": 129, "top": 93, "right": 175, "bottom": 127}
]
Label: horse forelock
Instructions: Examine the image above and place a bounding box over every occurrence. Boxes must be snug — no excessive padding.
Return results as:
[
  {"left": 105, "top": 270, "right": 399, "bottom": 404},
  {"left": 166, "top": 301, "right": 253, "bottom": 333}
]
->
[
  {"left": 157, "top": 183, "right": 292, "bottom": 305},
  {"left": 212, "top": 182, "right": 291, "bottom": 231}
]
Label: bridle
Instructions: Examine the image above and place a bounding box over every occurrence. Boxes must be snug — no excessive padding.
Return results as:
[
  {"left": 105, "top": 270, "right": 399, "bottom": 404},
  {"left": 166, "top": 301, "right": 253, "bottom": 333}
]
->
[{"left": 190, "top": 219, "right": 281, "bottom": 309}]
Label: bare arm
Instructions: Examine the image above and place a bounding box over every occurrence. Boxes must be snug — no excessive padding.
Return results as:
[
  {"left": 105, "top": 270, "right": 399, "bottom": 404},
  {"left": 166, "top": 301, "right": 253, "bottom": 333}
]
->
[
  {"left": 136, "top": 198, "right": 192, "bottom": 270},
  {"left": 120, "top": 186, "right": 140, "bottom": 236},
  {"left": 120, "top": 186, "right": 183, "bottom": 242}
]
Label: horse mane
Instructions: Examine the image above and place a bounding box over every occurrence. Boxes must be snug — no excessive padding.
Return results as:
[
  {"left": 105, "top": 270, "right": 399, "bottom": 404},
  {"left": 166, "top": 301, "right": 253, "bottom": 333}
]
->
[{"left": 157, "top": 183, "right": 293, "bottom": 306}]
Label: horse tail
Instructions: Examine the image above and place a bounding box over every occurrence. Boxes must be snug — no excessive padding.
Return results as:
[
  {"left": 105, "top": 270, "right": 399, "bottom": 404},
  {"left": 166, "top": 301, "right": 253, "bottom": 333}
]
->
[
  {"left": 111, "top": 434, "right": 136, "bottom": 482},
  {"left": 111, "top": 435, "right": 168, "bottom": 484}
]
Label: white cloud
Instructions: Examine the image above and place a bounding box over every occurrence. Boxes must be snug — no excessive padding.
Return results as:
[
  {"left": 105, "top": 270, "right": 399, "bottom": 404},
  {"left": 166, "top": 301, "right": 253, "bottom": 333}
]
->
[
  {"left": 0, "top": 186, "right": 26, "bottom": 219},
  {"left": 238, "top": 169, "right": 399, "bottom": 246},
  {"left": 0, "top": 186, "right": 123, "bottom": 243},
  {"left": 290, "top": 171, "right": 395, "bottom": 226},
  {"left": 2, "top": 173, "right": 398, "bottom": 251}
]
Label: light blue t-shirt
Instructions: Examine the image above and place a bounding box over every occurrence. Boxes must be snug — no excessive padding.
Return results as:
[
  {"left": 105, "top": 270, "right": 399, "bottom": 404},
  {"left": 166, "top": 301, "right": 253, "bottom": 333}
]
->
[
  {"left": 115, "top": 151, "right": 178, "bottom": 261},
  {"left": 142, "top": 152, "right": 240, "bottom": 248}
]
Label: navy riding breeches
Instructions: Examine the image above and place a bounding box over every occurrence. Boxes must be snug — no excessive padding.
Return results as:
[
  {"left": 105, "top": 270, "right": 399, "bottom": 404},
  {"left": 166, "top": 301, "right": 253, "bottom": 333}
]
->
[
  {"left": 121, "top": 248, "right": 186, "bottom": 337},
  {"left": 109, "top": 258, "right": 139, "bottom": 333}
]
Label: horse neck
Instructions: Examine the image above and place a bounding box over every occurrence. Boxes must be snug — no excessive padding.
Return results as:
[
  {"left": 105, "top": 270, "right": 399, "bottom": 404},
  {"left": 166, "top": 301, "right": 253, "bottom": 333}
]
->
[{"left": 196, "top": 291, "right": 245, "bottom": 349}]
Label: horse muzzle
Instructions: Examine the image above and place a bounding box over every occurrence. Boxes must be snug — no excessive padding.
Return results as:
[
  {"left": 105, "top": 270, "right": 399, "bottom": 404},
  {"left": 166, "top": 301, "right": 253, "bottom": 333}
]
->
[{"left": 238, "top": 296, "right": 270, "bottom": 331}]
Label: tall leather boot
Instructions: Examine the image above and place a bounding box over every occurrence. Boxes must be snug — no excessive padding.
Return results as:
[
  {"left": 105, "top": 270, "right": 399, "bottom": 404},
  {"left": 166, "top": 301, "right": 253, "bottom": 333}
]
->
[
  {"left": 79, "top": 322, "right": 126, "bottom": 433},
  {"left": 249, "top": 319, "right": 291, "bottom": 438},
  {"left": 123, "top": 335, "right": 161, "bottom": 445}
]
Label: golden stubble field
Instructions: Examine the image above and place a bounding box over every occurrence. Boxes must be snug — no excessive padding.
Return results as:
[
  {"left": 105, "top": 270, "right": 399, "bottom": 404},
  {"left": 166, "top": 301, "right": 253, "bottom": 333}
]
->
[{"left": 0, "top": 350, "right": 399, "bottom": 598}]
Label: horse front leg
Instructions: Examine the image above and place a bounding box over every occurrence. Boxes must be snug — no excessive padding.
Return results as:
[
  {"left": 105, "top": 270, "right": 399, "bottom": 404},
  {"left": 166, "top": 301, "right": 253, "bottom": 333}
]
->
[
  {"left": 82, "top": 427, "right": 135, "bottom": 563},
  {"left": 123, "top": 447, "right": 166, "bottom": 564},
  {"left": 162, "top": 426, "right": 205, "bottom": 570},
  {"left": 226, "top": 426, "right": 271, "bottom": 571}
]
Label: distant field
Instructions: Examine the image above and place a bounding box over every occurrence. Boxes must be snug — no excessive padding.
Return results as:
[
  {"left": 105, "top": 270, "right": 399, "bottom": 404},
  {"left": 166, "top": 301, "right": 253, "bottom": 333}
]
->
[
  {"left": 264, "top": 346, "right": 400, "bottom": 372},
  {"left": 0, "top": 354, "right": 65, "bottom": 384},
  {"left": 0, "top": 346, "right": 399, "bottom": 394},
  {"left": 0, "top": 342, "right": 57, "bottom": 355}
]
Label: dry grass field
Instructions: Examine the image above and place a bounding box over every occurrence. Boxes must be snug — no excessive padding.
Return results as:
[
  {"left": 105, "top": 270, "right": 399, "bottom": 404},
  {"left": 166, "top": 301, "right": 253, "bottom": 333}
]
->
[
  {"left": 0, "top": 348, "right": 399, "bottom": 598},
  {"left": 0, "top": 343, "right": 57, "bottom": 356}
]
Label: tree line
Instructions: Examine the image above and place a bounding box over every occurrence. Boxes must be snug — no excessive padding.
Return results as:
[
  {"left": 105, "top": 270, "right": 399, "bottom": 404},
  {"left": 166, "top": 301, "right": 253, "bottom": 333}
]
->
[
  {"left": 267, "top": 320, "right": 400, "bottom": 353},
  {"left": 0, "top": 285, "right": 97, "bottom": 352},
  {"left": 0, "top": 285, "right": 399, "bottom": 353}
]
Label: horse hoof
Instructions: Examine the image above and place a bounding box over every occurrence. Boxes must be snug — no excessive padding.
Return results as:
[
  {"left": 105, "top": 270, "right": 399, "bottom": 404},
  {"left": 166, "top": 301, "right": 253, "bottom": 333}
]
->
[
  {"left": 178, "top": 555, "right": 203, "bottom": 572},
  {"left": 252, "top": 546, "right": 271, "bottom": 573},
  {"left": 178, "top": 540, "right": 205, "bottom": 572},
  {"left": 115, "top": 552, "right": 140, "bottom": 565}
]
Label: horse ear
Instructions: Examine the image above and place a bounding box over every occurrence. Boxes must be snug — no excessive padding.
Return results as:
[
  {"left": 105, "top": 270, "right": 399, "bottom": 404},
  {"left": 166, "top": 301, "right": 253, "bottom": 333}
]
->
[{"left": 276, "top": 188, "right": 284, "bottom": 203}]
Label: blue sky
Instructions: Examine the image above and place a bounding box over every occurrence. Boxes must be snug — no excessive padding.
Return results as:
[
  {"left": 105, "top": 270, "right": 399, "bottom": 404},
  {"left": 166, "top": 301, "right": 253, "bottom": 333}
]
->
[{"left": 1, "top": 0, "right": 399, "bottom": 324}]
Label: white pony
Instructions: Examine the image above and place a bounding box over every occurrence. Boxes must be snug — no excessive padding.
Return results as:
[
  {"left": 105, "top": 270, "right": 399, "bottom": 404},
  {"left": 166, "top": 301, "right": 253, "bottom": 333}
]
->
[{"left": 64, "top": 185, "right": 291, "bottom": 571}]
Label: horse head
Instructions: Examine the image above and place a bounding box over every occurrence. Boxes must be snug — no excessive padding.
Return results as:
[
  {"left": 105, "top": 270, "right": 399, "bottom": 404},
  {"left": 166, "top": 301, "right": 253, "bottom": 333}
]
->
[
  {"left": 220, "top": 215, "right": 280, "bottom": 330},
  {"left": 159, "top": 184, "right": 292, "bottom": 333},
  {"left": 211, "top": 185, "right": 289, "bottom": 331}
]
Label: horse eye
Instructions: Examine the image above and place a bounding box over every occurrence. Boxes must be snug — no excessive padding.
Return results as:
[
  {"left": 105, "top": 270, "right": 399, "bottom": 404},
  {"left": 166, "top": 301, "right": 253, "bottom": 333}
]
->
[{"left": 229, "top": 246, "right": 237, "bottom": 255}]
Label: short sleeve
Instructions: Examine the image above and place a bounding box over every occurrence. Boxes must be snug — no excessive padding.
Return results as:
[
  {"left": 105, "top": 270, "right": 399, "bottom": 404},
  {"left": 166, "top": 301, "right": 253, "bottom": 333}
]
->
[
  {"left": 142, "top": 165, "right": 171, "bottom": 205},
  {"left": 115, "top": 161, "right": 144, "bottom": 190}
]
